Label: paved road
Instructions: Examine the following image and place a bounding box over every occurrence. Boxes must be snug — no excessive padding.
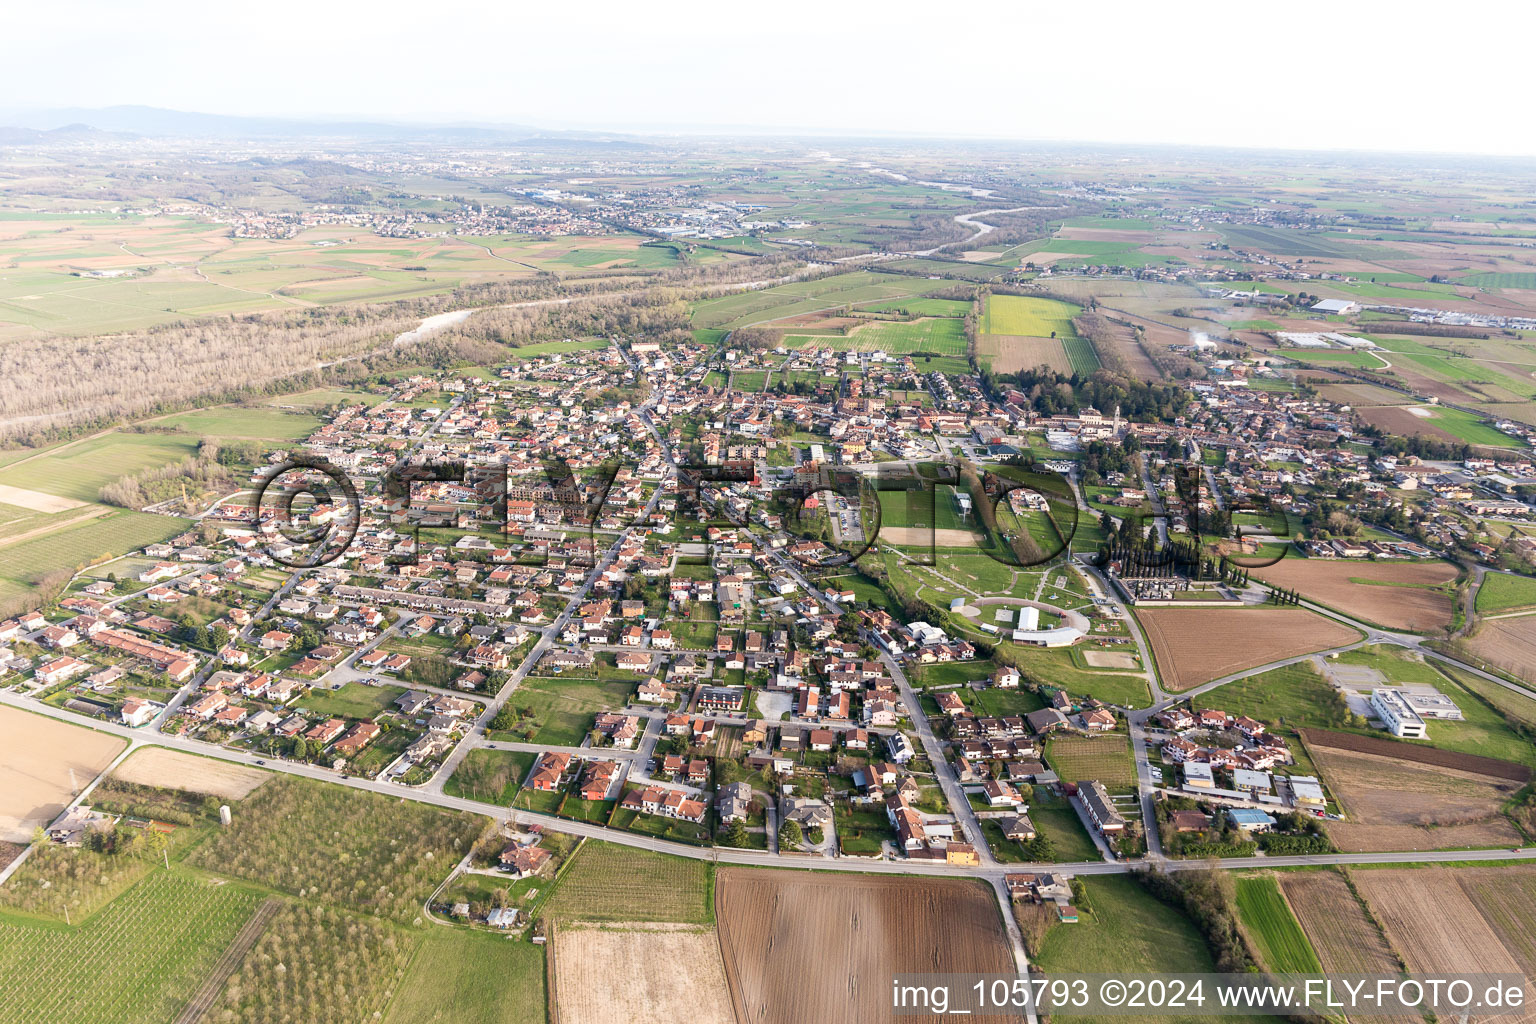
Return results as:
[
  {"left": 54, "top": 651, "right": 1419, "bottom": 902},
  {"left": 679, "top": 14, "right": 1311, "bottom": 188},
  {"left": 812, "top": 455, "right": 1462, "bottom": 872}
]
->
[{"left": 11, "top": 682, "right": 1536, "bottom": 884}]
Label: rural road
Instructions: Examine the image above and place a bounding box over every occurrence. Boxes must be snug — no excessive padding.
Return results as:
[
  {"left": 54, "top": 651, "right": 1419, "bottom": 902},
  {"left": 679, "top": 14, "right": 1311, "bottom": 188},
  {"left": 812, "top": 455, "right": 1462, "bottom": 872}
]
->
[{"left": 8, "top": 685, "right": 1535, "bottom": 887}]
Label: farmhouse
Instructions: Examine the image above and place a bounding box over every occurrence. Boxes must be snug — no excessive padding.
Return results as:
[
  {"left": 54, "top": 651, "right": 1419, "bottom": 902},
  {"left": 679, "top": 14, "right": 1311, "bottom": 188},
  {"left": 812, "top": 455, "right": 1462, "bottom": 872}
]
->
[{"left": 498, "top": 842, "right": 552, "bottom": 878}]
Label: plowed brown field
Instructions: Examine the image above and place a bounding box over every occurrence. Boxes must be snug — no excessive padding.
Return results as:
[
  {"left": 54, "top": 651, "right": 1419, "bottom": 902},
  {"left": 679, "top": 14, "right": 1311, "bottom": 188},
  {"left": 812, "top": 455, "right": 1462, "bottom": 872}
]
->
[
  {"left": 1136, "top": 607, "right": 1361, "bottom": 691},
  {"left": 1461, "top": 614, "right": 1536, "bottom": 685},
  {"left": 1308, "top": 740, "right": 1525, "bottom": 852},
  {"left": 1352, "top": 868, "right": 1535, "bottom": 1024},
  {"left": 1254, "top": 558, "right": 1459, "bottom": 632},
  {"left": 1279, "top": 871, "right": 1417, "bottom": 1024},
  {"left": 553, "top": 924, "right": 733, "bottom": 1024},
  {"left": 716, "top": 869, "right": 1014, "bottom": 1024},
  {"left": 980, "top": 334, "right": 1071, "bottom": 374}
]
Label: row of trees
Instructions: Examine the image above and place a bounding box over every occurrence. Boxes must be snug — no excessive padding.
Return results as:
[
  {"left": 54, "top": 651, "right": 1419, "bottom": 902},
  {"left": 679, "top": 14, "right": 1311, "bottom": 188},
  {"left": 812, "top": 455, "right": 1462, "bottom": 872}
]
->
[{"left": 0, "top": 253, "right": 804, "bottom": 446}]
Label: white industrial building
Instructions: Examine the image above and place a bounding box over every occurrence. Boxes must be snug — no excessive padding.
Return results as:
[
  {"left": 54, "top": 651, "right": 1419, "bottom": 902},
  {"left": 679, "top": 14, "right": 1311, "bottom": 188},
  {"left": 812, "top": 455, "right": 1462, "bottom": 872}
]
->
[{"left": 1370, "top": 688, "right": 1428, "bottom": 738}]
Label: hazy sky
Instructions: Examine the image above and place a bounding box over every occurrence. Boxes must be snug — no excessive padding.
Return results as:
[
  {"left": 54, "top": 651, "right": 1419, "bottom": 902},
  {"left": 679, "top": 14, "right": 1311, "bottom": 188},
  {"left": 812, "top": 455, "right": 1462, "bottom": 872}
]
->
[{"left": 7, "top": 0, "right": 1534, "bottom": 155}]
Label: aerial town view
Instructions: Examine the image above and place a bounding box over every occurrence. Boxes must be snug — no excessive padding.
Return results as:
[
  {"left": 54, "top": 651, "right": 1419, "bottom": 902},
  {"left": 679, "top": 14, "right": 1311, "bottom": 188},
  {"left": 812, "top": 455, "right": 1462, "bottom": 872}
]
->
[{"left": 2, "top": 5, "right": 1536, "bottom": 1023}]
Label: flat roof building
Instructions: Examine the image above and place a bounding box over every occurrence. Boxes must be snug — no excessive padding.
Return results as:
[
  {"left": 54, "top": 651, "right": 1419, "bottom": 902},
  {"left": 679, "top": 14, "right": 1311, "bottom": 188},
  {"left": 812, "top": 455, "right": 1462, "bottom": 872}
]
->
[{"left": 1371, "top": 688, "right": 1427, "bottom": 738}]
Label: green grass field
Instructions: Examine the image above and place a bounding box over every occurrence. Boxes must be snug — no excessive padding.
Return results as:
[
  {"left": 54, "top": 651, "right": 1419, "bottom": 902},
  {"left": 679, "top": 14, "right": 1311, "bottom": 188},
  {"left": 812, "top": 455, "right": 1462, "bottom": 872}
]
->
[
  {"left": 1477, "top": 573, "right": 1536, "bottom": 614},
  {"left": 444, "top": 748, "right": 534, "bottom": 805},
  {"left": 1061, "top": 334, "right": 1102, "bottom": 374},
  {"left": 1234, "top": 875, "right": 1322, "bottom": 973},
  {"left": 1404, "top": 406, "right": 1519, "bottom": 447},
  {"left": 1033, "top": 874, "right": 1269, "bottom": 1024},
  {"left": 157, "top": 406, "right": 321, "bottom": 441},
  {"left": 1197, "top": 662, "right": 1341, "bottom": 729},
  {"left": 982, "top": 294, "right": 1081, "bottom": 338},
  {"left": 0, "top": 432, "right": 201, "bottom": 502},
  {"left": 1029, "top": 793, "right": 1101, "bottom": 861},
  {"left": 503, "top": 338, "right": 611, "bottom": 360},
  {"left": 297, "top": 682, "right": 410, "bottom": 720},
  {"left": 543, "top": 841, "right": 712, "bottom": 923},
  {"left": 1456, "top": 272, "right": 1536, "bottom": 290},
  {"left": 690, "top": 272, "right": 951, "bottom": 330},
  {"left": 0, "top": 507, "right": 190, "bottom": 599},
  {"left": 1211, "top": 648, "right": 1536, "bottom": 768},
  {"left": 782, "top": 315, "right": 967, "bottom": 355},
  {"left": 858, "top": 297, "right": 971, "bottom": 317},
  {"left": 495, "top": 677, "right": 636, "bottom": 746},
  {"left": 384, "top": 928, "right": 545, "bottom": 1024},
  {"left": 0, "top": 869, "right": 262, "bottom": 1024}
]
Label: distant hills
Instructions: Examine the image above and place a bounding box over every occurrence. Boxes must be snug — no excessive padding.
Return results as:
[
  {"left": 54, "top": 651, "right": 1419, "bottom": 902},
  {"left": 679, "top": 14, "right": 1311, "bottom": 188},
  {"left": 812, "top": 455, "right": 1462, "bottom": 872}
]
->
[{"left": 0, "top": 104, "right": 655, "bottom": 148}]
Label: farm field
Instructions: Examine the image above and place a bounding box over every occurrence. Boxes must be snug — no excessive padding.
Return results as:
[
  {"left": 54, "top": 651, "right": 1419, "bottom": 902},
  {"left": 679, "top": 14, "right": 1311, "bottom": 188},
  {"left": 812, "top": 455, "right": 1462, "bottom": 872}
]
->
[
  {"left": 383, "top": 927, "right": 545, "bottom": 1024},
  {"left": 188, "top": 776, "right": 484, "bottom": 922},
  {"left": 1233, "top": 875, "right": 1322, "bottom": 973},
  {"left": 553, "top": 924, "right": 733, "bottom": 1024},
  {"left": 1477, "top": 573, "right": 1536, "bottom": 614},
  {"left": 981, "top": 294, "right": 1081, "bottom": 337},
  {"left": 0, "top": 506, "right": 191, "bottom": 604},
  {"left": 0, "top": 432, "right": 201, "bottom": 502},
  {"left": 690, "top": 272, "right": 943, "bottom": 330},
  {"left": 858, "top": 297, "right": 971, "bottom": 317},
  {"left": 1277, "top": 870, "right": 1418, "bottom": 1024},
  {"left": 1252, "top": 557, "right": 1459, "bottom": 632},
  {"left": 1454, "top": 867, "right": 1536, "bottom": 983},
  {"left": 1032, "top": 874, "right": 1267, "bottom": 1024},
  {"left": 544, "top": 842, "right": 712, "bottom": 924},
  {"left": 1351, "top": 867, "right": 1534, "bottom": 1016},
  {"left": 209, "top": 900, "right": 415, "bottom": 1024},
  {"left": 1357, "top": 404, "right": 1518, "bottom": 448},
  {"left": 782, "top": 315, "right": 967, "bottom": 355},
  {"left": 0, "top": 217, "right": 688, "bottom": 338},
  {"left": 0, "top": 704, "right": 124, "bottom": 841},
  {"left": 977, "top": 293, "right": 1097, "bottom": 374},
  {"left": 110, "top": 747, "right": 268, "bottom": 800},
  {"left": 0, "top": 869, "right": 262, "bottom": 1024},
  {"left": 156, "top": 405, "right": 322, "bottom": 441},
  {"left": 1045, "top": 733, "right": 1136, "bottom": 786},
  {"left": 1135, "top": 607, "right": 1361, "bottom": 692},
  {"left": 715, "top": 868, "right": 1013, "bottom": 1024},
  {"left": 1309, "top": 744, "right": 1524, "bottom": 852},
  {"left": 1459, "top": 613, "right": 1536, "bottom": 685},
  {"left": 978, "top": 333, "right": 1073, "bottom": 374}
]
